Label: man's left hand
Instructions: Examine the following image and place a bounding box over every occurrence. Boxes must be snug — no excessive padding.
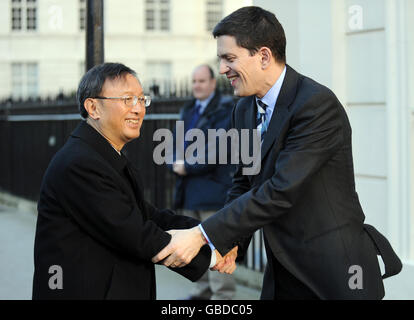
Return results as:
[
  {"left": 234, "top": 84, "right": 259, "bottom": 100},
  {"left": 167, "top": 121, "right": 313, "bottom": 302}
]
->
[{"left": 211, "top": 246, "right": 238, "bottom": 274}]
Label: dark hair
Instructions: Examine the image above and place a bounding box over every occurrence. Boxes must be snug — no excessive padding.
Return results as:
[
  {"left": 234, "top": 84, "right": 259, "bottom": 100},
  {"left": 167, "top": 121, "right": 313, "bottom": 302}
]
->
[
  {"left": 76, "top": 62, "right": 137, "bottom": 118},
  {"left": 213, "top": 6, "right": 286, "bottom": 64}
]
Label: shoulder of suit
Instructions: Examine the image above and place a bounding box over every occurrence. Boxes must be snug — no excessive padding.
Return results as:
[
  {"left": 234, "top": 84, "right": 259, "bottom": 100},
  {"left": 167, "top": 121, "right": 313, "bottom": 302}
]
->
[
  {"left": 51, "top": 137, "right": 108, "bottom": 173},
  {"left": 296, "top": 75, "right": 339, "bottom": 106},
  {"left": 180, "top": 99, "right": 196, "bottom": 113},
  {"left": 234, "top": 96, "right": 255, "bottom": 112},
  {"left": 218, "top": 94, "right": 234, "bottom": 106}
]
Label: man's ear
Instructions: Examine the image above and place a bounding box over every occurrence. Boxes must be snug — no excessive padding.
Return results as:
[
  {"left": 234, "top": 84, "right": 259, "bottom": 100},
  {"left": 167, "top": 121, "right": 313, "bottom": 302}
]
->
[
  {"left": 84, "top": 98, "right": 100, "bottom": 120},
  {"left": 259, "top": 47, "right": 273, "bottom": 70}
]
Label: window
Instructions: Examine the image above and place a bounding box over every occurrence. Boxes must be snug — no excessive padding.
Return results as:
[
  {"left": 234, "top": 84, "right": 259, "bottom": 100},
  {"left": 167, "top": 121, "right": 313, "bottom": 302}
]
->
[
  {"left": 26, "top": 63, "right": 38, "bottom": 97},
  {"left": 11, "top": 0, "right": 37, "bottom": 31},
  {"left": 146, "top": 8, "right": 155, "bottom": 31},
  {"left": 160, "top": 9, "right": 169, "bottom": 31},
  {"left": 145, "top": 61, "right": 172, "bottom": 95},
  {"left": 11, "top": 62, "right": 38, "bottom": 100},
  {"left": 206, "top": 0, "right": 222, "bottom": 32},
  {"left": 11, "top": 0, "right": 22, "bottom": 30},
  {"left": 26, "top": 6, "right": 36, "bottom": 30},
  {"left": 145, "top": 0, "right": 170, "bottom": 31},
  {"left": 79, "top": 0, "right": 86, "bottom": 31},
  {"left": 11, "top": 63, "right": 23, "bottom": 98}
]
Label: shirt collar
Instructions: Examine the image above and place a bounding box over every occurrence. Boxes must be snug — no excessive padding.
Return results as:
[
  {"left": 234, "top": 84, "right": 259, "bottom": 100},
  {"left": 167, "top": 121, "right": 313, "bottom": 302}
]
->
[
  {"left": 195, "top": 91, "right": 215, "bottom": 114},
  {"left": 255, "top": 66, "right": 287, "bottom": 113}
]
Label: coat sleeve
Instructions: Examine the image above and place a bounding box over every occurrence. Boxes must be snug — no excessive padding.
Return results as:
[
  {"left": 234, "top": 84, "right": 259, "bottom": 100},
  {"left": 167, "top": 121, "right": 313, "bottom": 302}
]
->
[
  {"left": 144, "top": 201, "right": 199, "bottom": 230},
  {"left": 201, "top": 91, "right": 345, "bottom": 255}
]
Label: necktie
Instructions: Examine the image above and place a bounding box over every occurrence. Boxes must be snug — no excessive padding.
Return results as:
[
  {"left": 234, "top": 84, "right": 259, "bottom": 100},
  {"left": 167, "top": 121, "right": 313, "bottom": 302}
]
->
[
  {"left": 256, "top": 100, "right": 268, "bottom": 142},
  {"left": 184, "top": 102, "right": 202, "bottom": 149}
]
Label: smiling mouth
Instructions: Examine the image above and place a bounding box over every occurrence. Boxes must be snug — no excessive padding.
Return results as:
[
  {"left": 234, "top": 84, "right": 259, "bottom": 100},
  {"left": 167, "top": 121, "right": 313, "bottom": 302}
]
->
[
  {"left": 227, "top": 75, "right": 239, "bottom": 86},
  {"left": 126, "top": 119, "right": 139, "bottom": 124}
]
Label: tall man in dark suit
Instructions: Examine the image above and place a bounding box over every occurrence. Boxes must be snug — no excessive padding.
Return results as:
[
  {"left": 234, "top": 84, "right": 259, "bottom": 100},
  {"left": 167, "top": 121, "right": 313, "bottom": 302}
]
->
[
  {"left": 32, "top": 63, "right": 232, "bottom": 300},
  {"left": 169, "top": 65, "right": 237, "bottom": 300},
  {"left": 152, "top": 7, "right": 402, "bottom": 299}
]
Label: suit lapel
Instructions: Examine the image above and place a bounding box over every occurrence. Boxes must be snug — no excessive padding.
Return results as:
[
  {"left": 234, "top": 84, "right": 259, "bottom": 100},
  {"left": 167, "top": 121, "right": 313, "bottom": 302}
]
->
[
  {"left": 238, "top": 97, "right": 257, "bottom": 183},
  {"left": 244, "top": 96, "right": 257, "bottom": 160},
  {"left": 260, "top": 65, "right": 300, "bottom": 162}
]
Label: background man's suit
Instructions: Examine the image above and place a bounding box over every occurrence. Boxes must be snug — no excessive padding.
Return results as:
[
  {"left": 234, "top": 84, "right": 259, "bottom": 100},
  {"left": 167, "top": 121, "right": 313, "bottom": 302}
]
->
[
  {"left": 33, "top": 121, "right": 211, "bottom": 300},
  {"left": 202, "top": 65, "right": 402, "bottom": 299},
  {"left": 172, "top": 91, "right": 236, "bottom": 211}
]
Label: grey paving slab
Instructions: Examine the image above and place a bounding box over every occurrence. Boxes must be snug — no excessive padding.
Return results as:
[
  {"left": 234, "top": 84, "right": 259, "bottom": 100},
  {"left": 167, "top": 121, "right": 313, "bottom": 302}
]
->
[{"left": 0, "top": 205, "right": 36, "bottom": 300}]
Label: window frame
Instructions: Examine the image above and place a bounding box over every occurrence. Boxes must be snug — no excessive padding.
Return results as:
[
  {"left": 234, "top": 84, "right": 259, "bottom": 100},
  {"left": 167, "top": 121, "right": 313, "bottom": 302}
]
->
[
  {"left": 145, "top": 0, "right": 170, "bottom": 32},
  {"left": 11, "top": 0, "right": 37, "bottom": 32}
]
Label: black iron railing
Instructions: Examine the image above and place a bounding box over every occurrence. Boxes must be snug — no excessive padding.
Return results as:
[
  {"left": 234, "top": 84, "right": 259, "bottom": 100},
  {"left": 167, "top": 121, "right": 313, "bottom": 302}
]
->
[{"left": 0, "top": 95, "right": 266, "bottom": 272}]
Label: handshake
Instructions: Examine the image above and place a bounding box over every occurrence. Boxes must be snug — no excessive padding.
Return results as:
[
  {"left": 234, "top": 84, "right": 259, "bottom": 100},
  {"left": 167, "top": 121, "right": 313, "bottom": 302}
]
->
[{"left": 152, "top": 226, "right": 238, "bottom": 274}]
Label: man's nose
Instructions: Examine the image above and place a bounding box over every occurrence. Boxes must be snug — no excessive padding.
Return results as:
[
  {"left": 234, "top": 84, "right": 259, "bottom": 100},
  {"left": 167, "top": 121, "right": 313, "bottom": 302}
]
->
[
  {"left": 219, "top": 60, "right": 229, "bottom": 75},
  {"left": 192, "top": 83, "right": 200, "bottom": 91},
  {"left": 131, "top": 101, "right": 144, "bottom": 114}
]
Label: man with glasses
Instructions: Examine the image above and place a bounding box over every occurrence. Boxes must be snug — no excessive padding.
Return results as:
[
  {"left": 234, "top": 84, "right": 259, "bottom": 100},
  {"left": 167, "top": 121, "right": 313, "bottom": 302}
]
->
[{"left": 32, "top": 63, "right": 234, "bottom": 300}]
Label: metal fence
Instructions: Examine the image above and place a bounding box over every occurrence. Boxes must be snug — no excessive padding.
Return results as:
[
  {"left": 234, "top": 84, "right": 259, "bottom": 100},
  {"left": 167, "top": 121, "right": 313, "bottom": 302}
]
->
[{"left": 0, "top": 96, "right": 266, "bottom": 272}]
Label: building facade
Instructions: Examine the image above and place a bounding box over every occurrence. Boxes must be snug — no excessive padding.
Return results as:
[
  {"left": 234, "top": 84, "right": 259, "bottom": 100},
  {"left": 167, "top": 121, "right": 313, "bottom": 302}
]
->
[{"left": 0, "top": 0, "right": 252, "bottom": 100}]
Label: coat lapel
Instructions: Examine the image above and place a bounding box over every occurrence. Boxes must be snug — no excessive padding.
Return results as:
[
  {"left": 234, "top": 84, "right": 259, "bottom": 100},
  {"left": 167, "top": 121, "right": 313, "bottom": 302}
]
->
[
  {"left": 260, "top": 65, "right": 300, "bottom": 162},
  {"left": 244, "top": 96, "right": 257, "bottom": 160},
  {"left": 71, "top": 121, "right": 148, "bottom": 219}
]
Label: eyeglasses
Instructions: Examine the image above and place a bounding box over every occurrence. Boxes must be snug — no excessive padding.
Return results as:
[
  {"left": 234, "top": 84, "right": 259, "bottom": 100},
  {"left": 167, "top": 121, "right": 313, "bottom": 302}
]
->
[{"left": 93, "top": 95, "right": 152, "bottom": 108}]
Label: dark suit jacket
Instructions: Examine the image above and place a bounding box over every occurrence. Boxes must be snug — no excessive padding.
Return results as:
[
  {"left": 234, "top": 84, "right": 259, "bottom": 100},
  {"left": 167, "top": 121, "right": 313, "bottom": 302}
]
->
[
  {"left": 170, "top": 91, "right": 237, "bottom": 210},
  {"left": 202, "top": 65, "right": 402, "bottom": 299},
  {"left": 33, "top": 121, "right": 211, "bottom": 300}
]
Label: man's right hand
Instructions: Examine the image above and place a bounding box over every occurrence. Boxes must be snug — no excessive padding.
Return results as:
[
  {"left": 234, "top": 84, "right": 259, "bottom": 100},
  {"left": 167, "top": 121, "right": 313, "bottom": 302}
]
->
[{"left": 152, "top": 226, "right": 206, "bottom": 268}]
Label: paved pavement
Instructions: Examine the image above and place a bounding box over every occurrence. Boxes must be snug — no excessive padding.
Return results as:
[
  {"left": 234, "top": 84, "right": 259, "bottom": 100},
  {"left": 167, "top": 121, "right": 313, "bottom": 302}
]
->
[
  {"left": 0, "top": 204, "right": 260, "bottom": 300},
  {"left": 0, "top": 204, "right": 36, "bottom": 300},
  {"left": 1, "top": 202, "right": 412, "bottom": 300},
  {"left": 156, "top": 265, "right": 260, "bottom": 300}
]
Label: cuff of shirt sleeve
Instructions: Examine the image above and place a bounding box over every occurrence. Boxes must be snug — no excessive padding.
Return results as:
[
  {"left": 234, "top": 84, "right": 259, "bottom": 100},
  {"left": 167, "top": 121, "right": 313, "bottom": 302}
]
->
[
  {"left": 377, "top": 255, "right": 386, "bottom": 276},
  {"left": 198, "top": 224, "right": 216, "bottom": 251},
  {"left": 209, "top": 249, "right": 217, "bottom": 268}
]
